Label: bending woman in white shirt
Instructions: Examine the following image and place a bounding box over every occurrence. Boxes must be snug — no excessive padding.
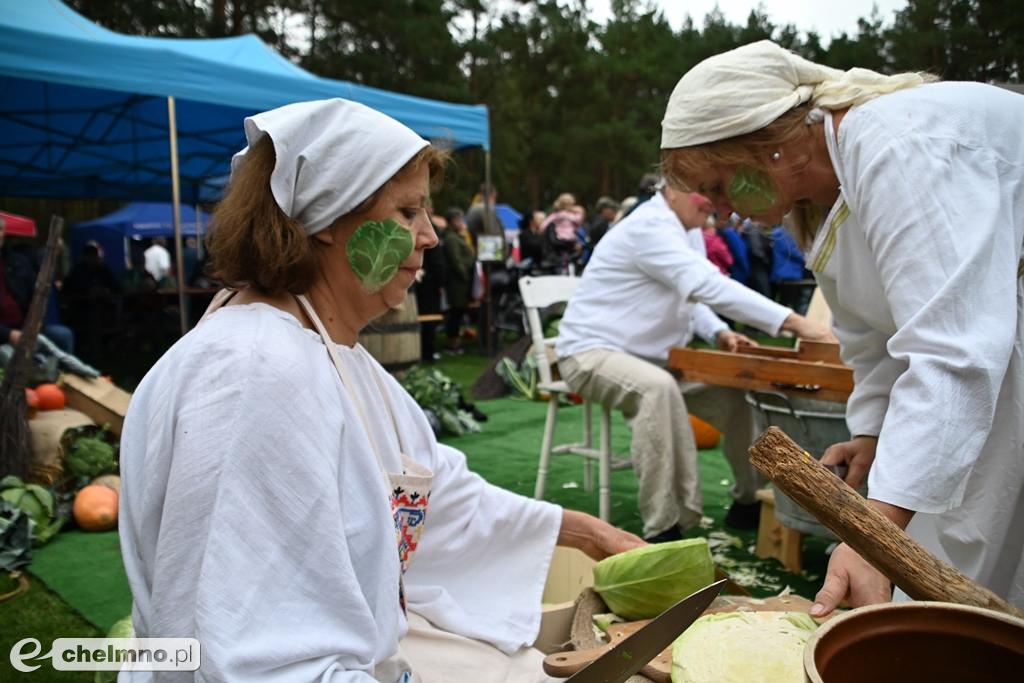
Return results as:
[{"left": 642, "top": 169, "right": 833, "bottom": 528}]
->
[{"left": 658, "top": 40, "right": 1024, "bottom": 615}]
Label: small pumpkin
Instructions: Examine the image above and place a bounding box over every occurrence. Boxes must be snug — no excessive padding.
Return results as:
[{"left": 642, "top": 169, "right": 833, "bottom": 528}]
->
[
  {"left": 34, "top": 382, "right": 66, "bottom": 411},
  {"left": 73, "top": 484, "right": 118, "bottom": 532},
  {"left": 689, "top": 415, "right": 722, "bottom": 450},
  {"left": 90, "top": 474, "right": 122, "bottom": 496}
]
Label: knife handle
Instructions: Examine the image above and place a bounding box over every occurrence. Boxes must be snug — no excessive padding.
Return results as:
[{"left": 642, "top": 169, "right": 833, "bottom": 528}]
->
[
  {"left": 543, "top": 646, "right": 611, "bottom": 676},
  {"left": 542, "top": 647, "right": 671, "bottom": 682}
]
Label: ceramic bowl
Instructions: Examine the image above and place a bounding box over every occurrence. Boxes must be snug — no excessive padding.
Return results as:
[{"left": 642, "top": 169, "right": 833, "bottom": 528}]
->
[{"left": 804, "top": 601, "right": 1024, "bottom": 683}]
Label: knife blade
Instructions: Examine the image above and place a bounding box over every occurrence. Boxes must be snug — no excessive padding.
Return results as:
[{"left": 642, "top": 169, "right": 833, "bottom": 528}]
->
[{"left": 562, "top": 579, "right": 726, "bottom": 683}]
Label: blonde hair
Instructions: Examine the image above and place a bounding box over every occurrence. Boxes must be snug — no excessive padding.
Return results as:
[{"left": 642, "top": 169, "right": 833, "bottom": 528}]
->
[
  {"left": 660, "top": 70, "right": 938, "bottom": 248},
  {"left": 552, "top": 192, "right": 576, "bottom": 211},
  {"left": 207, "top": 137, "right": 449, "bottom": 295}
]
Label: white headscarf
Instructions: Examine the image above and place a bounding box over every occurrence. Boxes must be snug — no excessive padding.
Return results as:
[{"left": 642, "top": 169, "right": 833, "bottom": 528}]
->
[
  {"left": 231, "top": 99, "right": 429, "bottom": 235},
  {"left": 661, "top": 40, "right": 929, "bottom": 148}
]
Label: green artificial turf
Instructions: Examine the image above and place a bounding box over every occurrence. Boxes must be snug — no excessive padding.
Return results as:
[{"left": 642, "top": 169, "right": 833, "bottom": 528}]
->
[{"left": 0, "top": 571, "right": 103, "bottom": 682}]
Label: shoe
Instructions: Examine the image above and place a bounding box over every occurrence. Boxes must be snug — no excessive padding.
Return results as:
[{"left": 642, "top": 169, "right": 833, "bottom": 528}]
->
[
  {"left": 724, "top": 501, "right": 762, "bottom": 530},
  {"left": 469, "top": 405, "right": 488, "bottom": 422},
  {"left": 644, "top": 527, "right": 684, "bottom": 544}
]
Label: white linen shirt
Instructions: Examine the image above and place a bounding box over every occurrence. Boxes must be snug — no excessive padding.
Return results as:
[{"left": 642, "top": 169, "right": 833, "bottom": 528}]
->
[
  {"left": 807, "top": 81, "right": 1024, "bottom": 605},
  {"left": 556, "top": 191, "right": 791, "bottom": 365},
  {"left": 119, "top": 303, "right": 562, "bottom": 681}
]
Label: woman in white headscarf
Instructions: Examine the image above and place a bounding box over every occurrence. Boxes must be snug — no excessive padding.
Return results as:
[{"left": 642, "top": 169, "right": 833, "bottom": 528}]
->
[
  {"left": 119, "top": 99, "right": 645, "bottom": 682},
  {"left": 659, "top": 41, "right": 1024, "bottom": 616}
]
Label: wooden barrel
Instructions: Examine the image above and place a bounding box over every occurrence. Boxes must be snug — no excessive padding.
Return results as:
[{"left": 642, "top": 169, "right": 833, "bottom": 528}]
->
[{"left": 359, "top": 294, "right": 421, "bottom": 378}]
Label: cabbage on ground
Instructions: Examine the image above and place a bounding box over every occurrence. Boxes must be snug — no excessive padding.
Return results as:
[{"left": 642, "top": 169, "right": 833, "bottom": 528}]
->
[
  {"left": 670, "top": 611, "right": 819, "bottom": 683},
  {"left": 592, "top": 538, "right": 714, "bottom": 621}
]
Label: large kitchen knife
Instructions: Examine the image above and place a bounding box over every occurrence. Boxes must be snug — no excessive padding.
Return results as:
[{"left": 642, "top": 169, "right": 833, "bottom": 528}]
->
[{"left": 558, "top": 578, "right": 726, "bottom": 683}]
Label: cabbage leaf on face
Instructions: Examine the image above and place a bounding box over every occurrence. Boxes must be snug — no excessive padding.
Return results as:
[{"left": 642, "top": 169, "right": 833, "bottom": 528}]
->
[
  {"left": 727, "top": 165, "right": 778, "bottom": 215},
  {"left": 346, "top": 217, "right": 414, "bottom": 292},
  {"left": 671, "top": 611, "right": 819, "bottom": 683},
  {"left": 592, "top": 538, "right": 715, "bottom": 621}
]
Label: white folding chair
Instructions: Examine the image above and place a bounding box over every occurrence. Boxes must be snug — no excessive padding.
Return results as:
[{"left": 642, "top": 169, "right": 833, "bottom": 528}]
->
[{"left": 518, "top": 275, "right": 631, "bottom": 521}]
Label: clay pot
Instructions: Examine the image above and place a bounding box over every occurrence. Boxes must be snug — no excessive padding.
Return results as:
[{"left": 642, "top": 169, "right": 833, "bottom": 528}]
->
[{"left": 804, "top": 602, "right": 1024, "bottom": 683}]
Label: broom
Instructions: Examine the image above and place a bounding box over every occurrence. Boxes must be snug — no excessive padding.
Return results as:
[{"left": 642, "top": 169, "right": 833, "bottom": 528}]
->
[{"left": 0, "top": 216, "right": 63, "bottom": 479}]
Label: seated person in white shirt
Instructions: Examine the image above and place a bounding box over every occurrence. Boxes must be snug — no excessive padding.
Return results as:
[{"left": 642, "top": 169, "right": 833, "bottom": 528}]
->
[{"left": 556, "top": 181, "right": 835, "bottom": 541}]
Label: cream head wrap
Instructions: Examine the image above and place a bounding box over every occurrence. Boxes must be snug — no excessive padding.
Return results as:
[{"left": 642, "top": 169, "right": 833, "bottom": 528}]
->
[
  {"left": 661, "top": 40, "right": 930, "bottom": 148},
  {"left": 230, "top": 98, "right": 429, "bottom": 235}
]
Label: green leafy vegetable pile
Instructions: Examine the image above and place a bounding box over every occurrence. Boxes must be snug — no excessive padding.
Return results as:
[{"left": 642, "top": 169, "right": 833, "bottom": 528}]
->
[
  {"left": 64, "top": 426, "right": 119, "bottom": 488},
  {"left": 0, "top": 500, "right": 35, "bottom": 572},
  {"left": 0, "top": 476, "right": 64, "bottom": 544},
  {"left": 401, "top": 366, "right": 480, "bottom": 436}
]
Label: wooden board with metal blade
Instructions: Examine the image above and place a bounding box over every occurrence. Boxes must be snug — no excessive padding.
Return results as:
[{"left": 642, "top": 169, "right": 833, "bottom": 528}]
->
[
  {"left": 543, "top": 579, "right": 726, "bottom": 683},
  {"left": 542, "top": 594, "right": 824, "bottom": 681}
]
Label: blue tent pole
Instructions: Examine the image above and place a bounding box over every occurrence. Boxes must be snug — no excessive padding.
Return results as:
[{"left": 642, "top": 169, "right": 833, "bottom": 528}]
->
[{"left": 168, "top": 96, "right": 188, "bottom": 336}]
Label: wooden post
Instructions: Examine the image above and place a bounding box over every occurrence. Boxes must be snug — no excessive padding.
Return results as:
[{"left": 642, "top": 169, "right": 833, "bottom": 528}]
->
[{"left": 748, "top": 426, "right": 1024, "bottom": 619}]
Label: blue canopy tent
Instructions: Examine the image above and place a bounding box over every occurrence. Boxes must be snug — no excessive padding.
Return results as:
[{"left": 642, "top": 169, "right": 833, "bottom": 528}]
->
[
  {"left": 494, "top": 204, "right": 523, "bottom": 231},
  {"left": 0, "top": 0, "right": 490, "bottom": 203},
  {"left": 0, "top": 0, "right": 492, "bottom": 332},
  {"left": 70, "top": 203, "right": 210, "bottom": 278}
]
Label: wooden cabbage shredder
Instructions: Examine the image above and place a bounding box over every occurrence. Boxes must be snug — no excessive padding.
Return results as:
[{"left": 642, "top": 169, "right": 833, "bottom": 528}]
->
[{"left": 748, "top": 426, "right": 1024, "bottom": 619}]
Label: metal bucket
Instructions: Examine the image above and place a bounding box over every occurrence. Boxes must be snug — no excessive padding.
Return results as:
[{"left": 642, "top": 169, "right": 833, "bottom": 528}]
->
[{"left": 745, "top": 391, "right": 866, "bottom": 538}]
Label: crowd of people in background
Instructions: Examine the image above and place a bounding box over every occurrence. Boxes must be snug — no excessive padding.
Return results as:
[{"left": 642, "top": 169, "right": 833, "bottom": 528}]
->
[
  {"left": 409, "top": 173, "right": 817, "bottom": 362},
  {"left": 6, "top": 175, "right": 812, "bottom": 371}
]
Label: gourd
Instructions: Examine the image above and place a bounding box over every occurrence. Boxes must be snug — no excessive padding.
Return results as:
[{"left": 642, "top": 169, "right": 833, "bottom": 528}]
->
[
  {"left": 690, "top": 415, "right": 722, "bottom": 449},
  {"left": 73, "top": 484, "right": 118, "bottom": 532},
  {"left": 34, "top": 382, "right": 66, "bottom": 411}
]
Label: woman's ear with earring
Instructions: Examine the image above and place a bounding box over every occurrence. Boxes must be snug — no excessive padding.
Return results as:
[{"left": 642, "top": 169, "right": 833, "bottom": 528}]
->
[{"left": 772, "top": 151, "right": 782, "bottom": 161}]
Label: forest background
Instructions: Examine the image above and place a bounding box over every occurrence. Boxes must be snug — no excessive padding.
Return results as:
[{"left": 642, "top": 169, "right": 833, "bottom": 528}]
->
[{"left": 19, "top": 0, "right": 1024, "bottom": 217}]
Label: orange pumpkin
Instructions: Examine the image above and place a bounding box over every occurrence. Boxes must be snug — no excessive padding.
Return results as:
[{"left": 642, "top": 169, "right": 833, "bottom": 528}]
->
[
  {"left": 689, "top": 415, "right": 722, "bottom": 449},
  {"left": 73, "top": 484, "right": 119, "bottom": 532},
  {"left": 34, "top": 382, "right": 66, "bottom": 411}
]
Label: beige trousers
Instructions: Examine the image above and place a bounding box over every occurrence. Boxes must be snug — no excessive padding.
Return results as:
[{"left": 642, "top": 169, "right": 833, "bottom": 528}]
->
[
  {"left": 387, "top": 610, "right": 558, "bottom": 683},
  {"left": 559, "top": 348, "right": 764, "bottom": 539}
]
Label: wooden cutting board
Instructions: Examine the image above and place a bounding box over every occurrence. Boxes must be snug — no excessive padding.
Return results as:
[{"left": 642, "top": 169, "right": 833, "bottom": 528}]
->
[{"left": 542, "top": 595, "right": 822, "bottom": 682}]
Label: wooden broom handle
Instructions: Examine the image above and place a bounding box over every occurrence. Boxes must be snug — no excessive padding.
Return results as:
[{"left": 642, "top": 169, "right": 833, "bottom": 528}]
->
[{"left": 749, "top": 426, "right": 1024, "bottom": 619}]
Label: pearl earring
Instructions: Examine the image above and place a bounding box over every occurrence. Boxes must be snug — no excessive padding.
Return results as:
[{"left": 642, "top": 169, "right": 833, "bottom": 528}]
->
[{"left": 772, "top": 151, "right": 781, "bottom": 160}]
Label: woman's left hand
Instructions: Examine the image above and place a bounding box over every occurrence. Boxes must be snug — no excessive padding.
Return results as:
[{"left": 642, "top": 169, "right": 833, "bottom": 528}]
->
[
  {"left": 810, "top": 542, "right": 893, "bottom": 617},
  {"left": 557, "top": 509, "right": 647, "bottom": 561}
]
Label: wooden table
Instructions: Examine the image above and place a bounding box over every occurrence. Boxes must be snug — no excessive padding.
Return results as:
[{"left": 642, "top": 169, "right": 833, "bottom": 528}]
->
[{"left": 667, "top": 340, "right": 853, "bottom": 403}]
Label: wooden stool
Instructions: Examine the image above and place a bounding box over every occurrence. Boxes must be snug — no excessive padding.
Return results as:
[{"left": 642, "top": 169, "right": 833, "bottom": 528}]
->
[{"left": 754, "top": 488, "right": 805, "bottom": 573}]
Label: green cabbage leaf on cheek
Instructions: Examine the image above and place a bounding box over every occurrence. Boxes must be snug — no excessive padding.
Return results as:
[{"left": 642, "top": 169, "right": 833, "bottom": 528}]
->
[
  {"left": 347, "top": 217, "right": 414, "bottom": 292},
  {"left": 728, "top": 165, "right": 778, "bottom": 215}
]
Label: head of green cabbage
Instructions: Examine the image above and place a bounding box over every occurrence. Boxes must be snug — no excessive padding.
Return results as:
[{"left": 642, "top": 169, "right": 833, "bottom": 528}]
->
[
  {"left": 671, "top": 611, "right": 819, "bottom": 683},
  {"left": 592, "top": 538, "right": 715, "bottom": 621}
]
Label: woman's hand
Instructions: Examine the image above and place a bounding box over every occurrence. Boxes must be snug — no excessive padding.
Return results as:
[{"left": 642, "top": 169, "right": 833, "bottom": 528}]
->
[
  {"left": 715, "top": 328, "right": 756, "bottom": 352},
  {"left": 809, "top": 543, "right": 892, "bottom": 617},
  {"left": 821, "top": 436, "right": 877, "bottom": 491},
  {"left": 780, "top": 313, "right": 838, "bottom": 343},
  {"left": 557, "top": 509, "right": 646, "bottom": 561}
]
